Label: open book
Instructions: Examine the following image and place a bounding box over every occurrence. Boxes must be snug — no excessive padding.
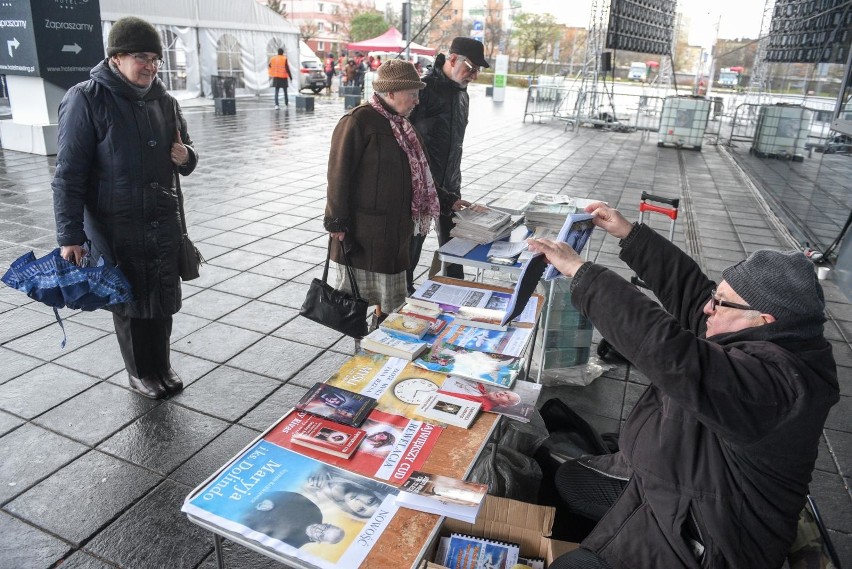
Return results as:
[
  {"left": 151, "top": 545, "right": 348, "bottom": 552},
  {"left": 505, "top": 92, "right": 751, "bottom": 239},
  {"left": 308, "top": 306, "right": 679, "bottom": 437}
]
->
[{"left": 501, "top": 213, "right": 595, "bottom": 326}]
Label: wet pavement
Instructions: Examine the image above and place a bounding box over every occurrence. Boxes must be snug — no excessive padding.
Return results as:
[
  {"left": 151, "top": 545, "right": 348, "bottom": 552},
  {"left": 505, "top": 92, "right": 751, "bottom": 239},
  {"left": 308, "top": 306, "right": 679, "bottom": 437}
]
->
[{"left": 0, "top": 86, "right": 849, "bottom": 568}]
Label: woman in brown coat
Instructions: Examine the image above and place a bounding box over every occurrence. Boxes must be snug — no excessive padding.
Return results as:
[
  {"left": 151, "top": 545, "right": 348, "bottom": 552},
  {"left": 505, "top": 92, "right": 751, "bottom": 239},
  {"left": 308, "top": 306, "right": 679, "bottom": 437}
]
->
[{"left": 324, "top": 60, "right": 440, "bottom": 318}]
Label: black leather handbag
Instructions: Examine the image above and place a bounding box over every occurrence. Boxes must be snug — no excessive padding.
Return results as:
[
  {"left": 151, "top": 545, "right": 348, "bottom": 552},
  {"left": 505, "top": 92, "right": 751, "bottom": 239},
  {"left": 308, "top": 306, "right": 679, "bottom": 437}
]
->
[{"left": 300, "top": 240, "right": 368, "bottom": 338}]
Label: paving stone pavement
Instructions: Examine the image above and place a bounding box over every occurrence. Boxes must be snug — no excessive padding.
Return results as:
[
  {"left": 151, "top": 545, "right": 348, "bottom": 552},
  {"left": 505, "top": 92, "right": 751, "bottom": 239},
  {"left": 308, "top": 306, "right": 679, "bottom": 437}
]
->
[{"left": 0, "top": 86, "right": 849, "bottom": 568}]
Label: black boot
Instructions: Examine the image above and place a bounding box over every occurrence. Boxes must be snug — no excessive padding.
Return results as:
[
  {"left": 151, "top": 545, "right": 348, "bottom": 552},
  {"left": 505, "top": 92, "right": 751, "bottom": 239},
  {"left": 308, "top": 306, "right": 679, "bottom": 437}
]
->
[
  {"left": 128, "top": 373, "right": 167, "bottom": 399},
  {"left": 160, "top": 368, "right": 184, "bottom": 393}
]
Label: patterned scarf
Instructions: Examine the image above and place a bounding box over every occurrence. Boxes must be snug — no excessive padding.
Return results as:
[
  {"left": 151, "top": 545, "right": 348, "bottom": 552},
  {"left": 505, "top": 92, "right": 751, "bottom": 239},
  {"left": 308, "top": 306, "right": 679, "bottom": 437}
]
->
[{"left": 369, "top": 94, "right": 440, "bottom": 236}]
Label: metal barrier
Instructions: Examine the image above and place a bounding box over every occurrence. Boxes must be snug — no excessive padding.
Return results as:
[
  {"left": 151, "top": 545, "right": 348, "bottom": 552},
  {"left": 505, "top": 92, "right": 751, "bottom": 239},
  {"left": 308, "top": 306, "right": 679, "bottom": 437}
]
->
[
  {"left": 522, "top": 83, "right": 568, "bottom": 123},
  {"left": 524, "top": 85, "right": 668, "bottom": 131}
]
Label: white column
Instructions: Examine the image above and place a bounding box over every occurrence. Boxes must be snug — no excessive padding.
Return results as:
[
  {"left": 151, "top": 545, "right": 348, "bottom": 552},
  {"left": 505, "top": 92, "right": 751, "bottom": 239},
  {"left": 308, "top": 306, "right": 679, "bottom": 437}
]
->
[{"left": 0, "top": 75, "right": 66, "bottom": 155}]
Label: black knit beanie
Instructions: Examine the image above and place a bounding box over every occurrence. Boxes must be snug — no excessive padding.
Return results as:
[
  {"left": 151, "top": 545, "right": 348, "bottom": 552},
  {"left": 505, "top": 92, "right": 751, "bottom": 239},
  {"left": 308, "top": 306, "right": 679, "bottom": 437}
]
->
[
  {"left": 722, "top": 250, "right": 825, "bottom": 321},
  {"left": 107, "top": 17, "right": 162, "bottom": 57}
]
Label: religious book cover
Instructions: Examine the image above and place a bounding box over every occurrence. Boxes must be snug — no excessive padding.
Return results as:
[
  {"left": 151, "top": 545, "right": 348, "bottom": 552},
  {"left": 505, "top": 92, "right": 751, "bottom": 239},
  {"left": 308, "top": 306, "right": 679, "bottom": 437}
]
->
[
  {"left": 295, "top": 382, "right": 377, "bottom": 427},
  {"left": 289, "top": 414, "right": 366, "bottom": 459},
  {"left": 436, "top": 376, "right": 541, "bottom": 423},
  {"left": 182, "top": 440, "right": 399, "bottom": 569},
  {"left": 322, "top": 353, "right": 452, "bottom": 425},
  {"left": 360, "top": 328, "right": 428, "bottom": 361},
  {"left": 439, "top": 323, "right": 533, "bottom": 358},
  {"left": 440, "top": 533, "right": 520, "bottom": 569},
  {"left": 417, "top": 393, "right": 481, "bottom": 429},
  {"left": 265, "top": 409, "right": 443, "bottom": 484},
  {"left": 379, "top": 312, "right": 432, "bottom": 341},
  {"left": 542, "top": 213, "right": 596, "bottom": 281}
]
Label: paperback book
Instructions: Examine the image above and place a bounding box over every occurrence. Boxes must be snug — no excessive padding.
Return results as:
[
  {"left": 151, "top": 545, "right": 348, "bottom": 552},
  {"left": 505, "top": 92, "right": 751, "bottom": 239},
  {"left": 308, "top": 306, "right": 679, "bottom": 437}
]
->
[
  {"left": 542, "top": 213, "right": 596, "bottom": 281},
  {"left": 396, "top": 308, "right": 447, "bottom": 336},
  {"left": 436, "top": 376, "right": 542, "bottom": 423},
  {"left": 500, "top": 254, "right": 548, "bottom": 327},
  {"left": 417, "top": 392, "right": 481, "bottom": 428},
  {"left": 360, "top": 328, "right": 428, "bottom": 361},
  {"left": 289, "top": 414, "right": 366, "bottom": 459},
  {"left": 182, "top": 440, "right": 399, "bottom": 569},
  {"left": 436, "top": 533, "right": 520, "bottom": 569},
  {"left": 378, "top": 312, "right": 431, "bottom": 341},
  {"left": 414, "top": 342, "right": 521, "bottom": 389},
  {"left": 265, "top": 409, "right": 443, "bottom": 483},
  {"left": 440, "top": 323, "right": 533, "bottom": 358},
  {"left": 295, "top": 382, "right": 377, "bottom": 427},
  {"left": 396, "top": 471, "right": 487, "bottom": 523}
]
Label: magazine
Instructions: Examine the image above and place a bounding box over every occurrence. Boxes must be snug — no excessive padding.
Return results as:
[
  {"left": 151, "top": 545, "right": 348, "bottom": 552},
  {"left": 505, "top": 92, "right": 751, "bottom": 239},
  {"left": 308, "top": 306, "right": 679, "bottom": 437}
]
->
[
  {"left": 439, "top": 533, "right": 520, "bottom": 569},
  {"left": 417, "top": 393, "right": 481, "bottom": 428},
  {"left": 487, "top": 190, "right": 537, "bottom": 215},
  {"left": 265, "top": 409, "right": 443, "bottom": 483},
  {"left": 323, "top": 353, "right": 452, "bottom": 424},
  {"left": 294, "top": 382, "right": 377, "bottom": 427},
  {"left": 542, "top": 213, "right": 596, "bottom": 281},
  {"left": 436, "top": 376, "right": 542, "bottom": 423},
  {"left": 182, "top": 441, "right": 399, "bottom": 569},
  {"left": 360, "top": 328, "right": 428, "bottom": 361},
  {"left": 439, "top": 323, "right": 533, "bottom": 358},
  {"left": 414, "top": 342, "right": 521, "bottom": 389},
  {"left": 500, "top": 253, "right": 549, "bottom": 326},
  {"left": 396, "top": 471, "right": 487, "bottom": 523},
  {"left": 289, "top": 414, "right": 366, "bottom": 459}
]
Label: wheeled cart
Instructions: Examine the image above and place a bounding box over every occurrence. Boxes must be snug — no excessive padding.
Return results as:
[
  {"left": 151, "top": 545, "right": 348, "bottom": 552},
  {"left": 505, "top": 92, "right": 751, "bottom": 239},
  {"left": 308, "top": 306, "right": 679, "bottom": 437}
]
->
[{"left": 597, "top": 192, "right": 680, "bottom": 362}]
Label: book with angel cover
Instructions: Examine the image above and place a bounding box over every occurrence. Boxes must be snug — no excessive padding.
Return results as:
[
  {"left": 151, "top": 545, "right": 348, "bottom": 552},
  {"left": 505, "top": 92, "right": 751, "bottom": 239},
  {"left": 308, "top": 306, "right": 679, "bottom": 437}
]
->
[{"left": 396, "top": 471, "right": 487, "bottom": 523}]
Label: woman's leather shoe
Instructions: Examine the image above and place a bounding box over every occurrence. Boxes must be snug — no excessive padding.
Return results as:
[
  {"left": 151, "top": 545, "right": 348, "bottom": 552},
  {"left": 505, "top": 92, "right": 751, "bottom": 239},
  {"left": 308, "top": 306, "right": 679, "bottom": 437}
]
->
[
  {"left": 160, "top": 368, "right": 184, "bottom": 393},
  {"left": 128, "top": 373, "right": 167, "bottom": 399}
]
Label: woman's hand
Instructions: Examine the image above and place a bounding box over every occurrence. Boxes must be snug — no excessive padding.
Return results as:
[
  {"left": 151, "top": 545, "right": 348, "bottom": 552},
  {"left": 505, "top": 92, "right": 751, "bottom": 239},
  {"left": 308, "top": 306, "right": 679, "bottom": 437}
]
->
[
  {"left": 451, "top": 199, "right": 471, "bottom": 212},
  {"left": 60, "top": 245, "right": 86, "bottom": 266},
  {"left": 526, "top": 238, "right": 585, "bottom": 277},
  {"left": 171, "top": 127, "right": 189, "bottom": 166},
  {"left": 330, "top": 231, "right": 345, "bottom": 242}
]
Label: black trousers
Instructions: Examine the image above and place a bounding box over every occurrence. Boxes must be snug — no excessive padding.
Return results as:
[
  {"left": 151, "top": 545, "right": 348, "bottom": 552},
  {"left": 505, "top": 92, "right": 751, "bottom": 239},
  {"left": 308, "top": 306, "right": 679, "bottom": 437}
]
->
[
  {"left": 113, "top": 313, "right": 173, "bottom": 378},
  {"left": 436, "top": 213, "right": 464, "bottom": 279},
  {"left": 273, "top": 78, "right": 289, "bottom": 106}
]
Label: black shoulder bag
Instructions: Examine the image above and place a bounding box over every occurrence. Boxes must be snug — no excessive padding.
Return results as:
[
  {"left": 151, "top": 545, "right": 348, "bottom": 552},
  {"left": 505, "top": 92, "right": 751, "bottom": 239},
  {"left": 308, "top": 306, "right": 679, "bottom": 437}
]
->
[
  {"left": 175, "top": 171, "right": 204, "bottom": 281},
  {"left": 300, "top": 239, "right": 369, "bottom": 338}
]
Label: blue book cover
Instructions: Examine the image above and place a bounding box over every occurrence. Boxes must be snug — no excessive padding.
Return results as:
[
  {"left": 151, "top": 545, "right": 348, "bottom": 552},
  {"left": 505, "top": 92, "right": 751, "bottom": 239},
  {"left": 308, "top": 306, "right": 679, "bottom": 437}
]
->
[
  {"left": 443, "top": 533, "right": 519, "bottom": 569},
  {"left": 543, "top": 213, "right": 596, "bottom": 280},
  {"left": 182, "top": 441, "right": 399, "bottom": 569},
  {"left": 414, "top": 342, "right": 520, "bottom": 388}
]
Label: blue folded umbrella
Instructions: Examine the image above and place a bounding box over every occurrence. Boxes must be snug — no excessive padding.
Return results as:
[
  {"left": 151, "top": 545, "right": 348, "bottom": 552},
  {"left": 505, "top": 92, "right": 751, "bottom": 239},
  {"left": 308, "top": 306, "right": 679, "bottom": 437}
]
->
[{"left": 2, "top": 248, "right": 133, "bottom": 347}]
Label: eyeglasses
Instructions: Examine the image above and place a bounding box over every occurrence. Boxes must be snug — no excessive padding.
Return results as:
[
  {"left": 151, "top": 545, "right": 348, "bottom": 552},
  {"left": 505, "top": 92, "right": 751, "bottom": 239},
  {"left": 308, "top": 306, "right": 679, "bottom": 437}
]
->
[
  {"left": 130, "top": 53, "right": 164, "bottom": 68},
  {"left": 709, "top": 289, "right": 752, "bottom": 312},
  {"left": 461, "top": 58, "right": 480, "bottom": 75}
]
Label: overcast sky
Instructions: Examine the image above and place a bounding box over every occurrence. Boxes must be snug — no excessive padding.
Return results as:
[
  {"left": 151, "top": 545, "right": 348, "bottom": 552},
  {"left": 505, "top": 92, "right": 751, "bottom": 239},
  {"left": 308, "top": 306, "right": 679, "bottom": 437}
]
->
[{"left": 521, "top": 0, "right": 768, "bottom": 44}]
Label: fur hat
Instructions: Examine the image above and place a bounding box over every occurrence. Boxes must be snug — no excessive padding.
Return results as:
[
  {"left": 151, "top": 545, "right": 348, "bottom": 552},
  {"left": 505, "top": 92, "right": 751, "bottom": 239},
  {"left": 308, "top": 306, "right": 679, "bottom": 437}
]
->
[
  {"left": 107, "top": 17, "right": 162, "bottom": 57},
  {"left": 372, "top": 60, "right": 425, "bottom": 93},
  {"left": 450, "top": 37, "right": 490, "bottom": 68},
  {"left": 722, "top": 249, "right": 825, "bottom": 322}
]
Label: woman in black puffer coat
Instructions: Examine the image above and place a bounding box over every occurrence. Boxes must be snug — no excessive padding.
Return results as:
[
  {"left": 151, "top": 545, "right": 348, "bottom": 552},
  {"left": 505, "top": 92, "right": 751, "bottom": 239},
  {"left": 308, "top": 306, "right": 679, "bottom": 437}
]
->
[{"left": 52, "top": 17, "right": 198, "bottom": 399}]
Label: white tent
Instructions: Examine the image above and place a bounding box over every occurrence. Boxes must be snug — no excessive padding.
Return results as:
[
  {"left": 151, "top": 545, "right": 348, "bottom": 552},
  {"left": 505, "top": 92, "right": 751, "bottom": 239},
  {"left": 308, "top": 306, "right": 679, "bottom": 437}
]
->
[{"left": 100, "top": 0, "right": 300, "bottom": 98}]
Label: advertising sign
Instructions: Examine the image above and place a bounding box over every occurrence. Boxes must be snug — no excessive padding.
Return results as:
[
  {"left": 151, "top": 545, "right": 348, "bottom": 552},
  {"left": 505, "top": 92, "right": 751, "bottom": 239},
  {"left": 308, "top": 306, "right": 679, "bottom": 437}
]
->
[
  {"left": 493, "top": 54, "right": 508, "bottom": 102},
  {"left": 0, "top": 0, "right": 103, "bottom": 88}
]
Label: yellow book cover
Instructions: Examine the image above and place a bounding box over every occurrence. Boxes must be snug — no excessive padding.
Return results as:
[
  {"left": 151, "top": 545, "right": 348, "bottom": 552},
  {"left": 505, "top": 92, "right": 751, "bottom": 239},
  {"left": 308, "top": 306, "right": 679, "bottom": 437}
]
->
[
  {"left": 324, "top": 353, "right": 451, "bottom": 425},
  {"left": 379, "top": 312, "right": 432, "bottom": 340}
]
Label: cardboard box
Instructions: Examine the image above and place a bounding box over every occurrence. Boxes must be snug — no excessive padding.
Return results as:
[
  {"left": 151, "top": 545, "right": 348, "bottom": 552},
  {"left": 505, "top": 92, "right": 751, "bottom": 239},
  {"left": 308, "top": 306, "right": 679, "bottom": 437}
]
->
[{"left": 424, "top": 495, "right": 578, "bottom": 568}]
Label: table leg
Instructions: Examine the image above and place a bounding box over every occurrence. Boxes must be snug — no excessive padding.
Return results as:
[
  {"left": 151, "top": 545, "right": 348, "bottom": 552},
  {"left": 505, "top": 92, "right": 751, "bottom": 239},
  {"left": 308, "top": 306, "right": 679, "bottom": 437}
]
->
[{"left": 213, "top": 534, "right": 226, "bottom": 569}]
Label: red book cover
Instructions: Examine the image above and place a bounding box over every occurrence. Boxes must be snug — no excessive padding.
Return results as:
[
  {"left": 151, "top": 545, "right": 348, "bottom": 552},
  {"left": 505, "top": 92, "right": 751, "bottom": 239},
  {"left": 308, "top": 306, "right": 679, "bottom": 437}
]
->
[
  {"left": 289, "top": 414, "right": 366, "bottom": 458},
  {"left": 265, "top": 409, "right": 443, "bottom": 484}
]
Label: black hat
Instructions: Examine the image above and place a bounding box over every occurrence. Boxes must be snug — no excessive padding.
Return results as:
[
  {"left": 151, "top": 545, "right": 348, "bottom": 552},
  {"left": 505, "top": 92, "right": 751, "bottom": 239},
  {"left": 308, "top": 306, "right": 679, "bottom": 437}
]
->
[
  {"left": 450, "top": 37, "right": 490, "bottom": 69},
  {"left": 107, "top": 17, "right": 162, "bottom": 57}
]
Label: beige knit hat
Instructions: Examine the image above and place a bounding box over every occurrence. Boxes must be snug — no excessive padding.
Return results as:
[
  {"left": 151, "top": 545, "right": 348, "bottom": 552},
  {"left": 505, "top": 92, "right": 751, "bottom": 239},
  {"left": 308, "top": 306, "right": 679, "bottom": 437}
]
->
[{"left": 372, "top": 60, "right": 425, "bottom": 92}]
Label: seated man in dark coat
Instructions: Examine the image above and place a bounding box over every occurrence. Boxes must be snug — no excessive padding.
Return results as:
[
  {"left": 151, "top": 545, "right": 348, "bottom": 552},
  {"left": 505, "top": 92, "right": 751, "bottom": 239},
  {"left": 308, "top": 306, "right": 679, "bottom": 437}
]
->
[{"left": 528, "top": 202, "right": 838, "bottom": 569}]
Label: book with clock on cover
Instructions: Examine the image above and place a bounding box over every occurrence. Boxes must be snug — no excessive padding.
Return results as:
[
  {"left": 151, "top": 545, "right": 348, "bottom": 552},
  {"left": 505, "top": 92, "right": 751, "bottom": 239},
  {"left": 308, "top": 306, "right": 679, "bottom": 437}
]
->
[
  {"left": 294, "top": 382, "right": 377, "bottom": 427},
  {"left": 289, "top": 414, "right": 366, "bottom": 458},
  {"left": 379, "top": 312, "right": 432, "bottom": 341},
  {"left": 360, "top": 328, "right": 429, "bottom": 360},
  {"left": 396, "top": 470, "right": 487, "bottom": 523},
  {"left": 417, "top": 393, "right": 481, "bottom": 428}
]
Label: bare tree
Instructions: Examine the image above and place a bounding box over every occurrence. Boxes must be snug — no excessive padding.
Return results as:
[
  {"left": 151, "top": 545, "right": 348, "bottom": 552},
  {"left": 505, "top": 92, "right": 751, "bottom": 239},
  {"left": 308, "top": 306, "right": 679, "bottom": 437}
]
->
[
  {"left": 483, "top": 4, "right": 506, "bottom": 61},
  {"left": 301, "top": 20, "right": 319, "bottom": 44},
  {"left": 332, "top": 0, "right": 376, "bottom": 43},
  {"left": 513, "top": 12, "right": 560, "bottom": 75},
  {"left": 266, "top": 0, "right": 288, "bottom": 19}
]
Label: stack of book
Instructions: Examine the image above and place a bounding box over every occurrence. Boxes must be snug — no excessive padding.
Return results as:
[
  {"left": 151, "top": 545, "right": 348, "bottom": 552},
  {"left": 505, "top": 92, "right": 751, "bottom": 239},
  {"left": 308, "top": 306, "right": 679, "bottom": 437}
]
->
[
  {"left": 450, "top": 206, "right": 520, "bottom": 244},
  {"left": 396, "top": 471, "right": 487, "bottom": 523},
  {"left": 524, "top": 203, "right": 579, "bottom": 230}
]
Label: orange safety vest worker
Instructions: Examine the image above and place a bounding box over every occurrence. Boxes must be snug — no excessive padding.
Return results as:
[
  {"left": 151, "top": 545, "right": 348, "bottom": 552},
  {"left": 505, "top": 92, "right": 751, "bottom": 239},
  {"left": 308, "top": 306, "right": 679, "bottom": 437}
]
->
[{"left": 269, "top": 54, "right": 291, "bottom": 79}]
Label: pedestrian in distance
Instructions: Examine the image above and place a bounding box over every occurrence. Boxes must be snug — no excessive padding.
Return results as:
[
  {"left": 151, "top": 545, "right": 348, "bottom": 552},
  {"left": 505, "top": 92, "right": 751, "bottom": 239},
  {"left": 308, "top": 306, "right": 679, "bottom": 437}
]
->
[
  {"left": 52, "top": 16, "right": 199, "bottom": 399},
  {"left": 528, "top": 202, "right": 839, "bottom": 569},
  {"left": 324, "top": 53, "right": 336, "bottom": 94},
  {"left": 408, "top": 37, "right": 490, "bottom": 291},
  {"left": 324, "top": 60, "right": 440, "bottom": 323},
  {"left": 269, "top": 47, "right": 293, "bottom": 109}
]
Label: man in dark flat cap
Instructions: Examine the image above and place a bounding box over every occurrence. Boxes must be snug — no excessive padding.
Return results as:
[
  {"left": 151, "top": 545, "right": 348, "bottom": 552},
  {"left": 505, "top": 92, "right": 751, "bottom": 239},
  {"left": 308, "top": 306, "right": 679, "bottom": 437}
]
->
[
  {"left": 528, "top": 202, "right": 839, "bottom": 569},
  {"left": 408, "top": 37, "right": 490, "bottom": 291}
]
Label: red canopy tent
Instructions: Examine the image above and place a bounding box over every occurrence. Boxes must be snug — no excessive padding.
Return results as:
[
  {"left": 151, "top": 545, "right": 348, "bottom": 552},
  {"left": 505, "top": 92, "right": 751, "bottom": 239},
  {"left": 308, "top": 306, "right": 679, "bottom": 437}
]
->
[{"left": 346, "top": 27, "right": 435, "bottom": 56}]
